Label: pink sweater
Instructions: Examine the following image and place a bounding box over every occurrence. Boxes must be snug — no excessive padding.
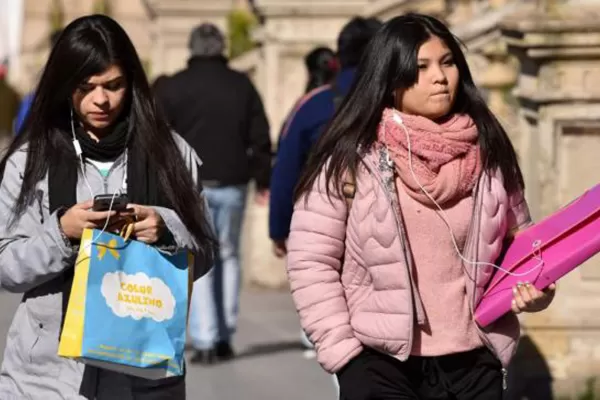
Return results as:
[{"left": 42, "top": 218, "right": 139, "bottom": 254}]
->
[{"left": 397, "top": 179, "right": 484, "bottom": 356}]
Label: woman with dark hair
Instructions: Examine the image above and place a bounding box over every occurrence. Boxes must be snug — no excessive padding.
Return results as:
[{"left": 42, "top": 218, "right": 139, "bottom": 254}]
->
[
  {"left": 0, "top": 15, "right": 216, "bottom": 399},
  {"left": 276, "top": 46, "right": 339, "bottom": 151},
  {"left": 304, "top": 46, "right": 339, "bottom": 93},
  {"left": 287, "top": 13, "right": 556, "bottom": 399}
]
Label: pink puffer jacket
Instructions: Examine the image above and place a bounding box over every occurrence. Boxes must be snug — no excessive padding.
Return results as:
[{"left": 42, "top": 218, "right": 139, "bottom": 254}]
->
[{"left": 286, "top": 145, "right": 532, "bottom": 375}]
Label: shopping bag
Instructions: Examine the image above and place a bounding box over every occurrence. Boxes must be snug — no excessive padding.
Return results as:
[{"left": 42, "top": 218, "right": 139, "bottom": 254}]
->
[
  {"left": 475, "top": 183, "right": 600, "bottom": 327},
  {"left": 58, "top": 228, "right": 193, "bottom": 379}
]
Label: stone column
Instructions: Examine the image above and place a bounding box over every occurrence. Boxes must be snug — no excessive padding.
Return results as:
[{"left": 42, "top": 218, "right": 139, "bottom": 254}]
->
[
  {"left": 241, "top": 30, "right": 289, "bottom": 290},
  {"left": 478, "top": 41, "right": 519, "bottom": 145},
  {"left": 502, "top": 2, "right": 600, "bottom": 396},
  {"left": 479, "top": 42, "right": 517, "bottom": 119},
  {"left": 262, "top": 36, "right": 280, "bottom": 132},
  {"left": 232, "top": 9, "right": 288, "bottom": 289}
]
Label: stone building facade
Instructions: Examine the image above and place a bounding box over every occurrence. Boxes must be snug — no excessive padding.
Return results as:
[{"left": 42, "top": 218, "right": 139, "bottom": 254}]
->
[{"left": 502, "top": 3, "right": 600, "bottom": 396}]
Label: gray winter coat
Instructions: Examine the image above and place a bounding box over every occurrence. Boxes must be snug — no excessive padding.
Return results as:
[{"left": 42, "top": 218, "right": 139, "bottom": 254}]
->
[{"left": 0, "top": 133, "right": 209, "bottom": 399}]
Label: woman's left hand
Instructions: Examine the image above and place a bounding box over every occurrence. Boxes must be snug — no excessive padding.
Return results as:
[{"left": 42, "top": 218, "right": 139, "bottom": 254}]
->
[
  {"left": 128, "top": 204, "right": 166, "bottom": 244},
  {"left": 512, "top": 282, "right": 556, "bottom": 314}
]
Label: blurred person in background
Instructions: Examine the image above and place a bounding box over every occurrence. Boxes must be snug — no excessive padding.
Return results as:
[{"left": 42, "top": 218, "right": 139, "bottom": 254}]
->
[
  {"left": 151, "top": 74, "right": 169, "bottom": 94},
  {"left": 304, "top": 46, "right": 339, "bottom": 93},
  {"left": 151, "top": 74, "right": 170, "bottom": 116},
  {"left": 0, "top": 60, "right": 20, "bottom": 153},
  {"left": 269, "top": 17, "right": 382, "bottom": 258},
  {"left": 156, "top": 23, "right": 272, "bottom": 365}
]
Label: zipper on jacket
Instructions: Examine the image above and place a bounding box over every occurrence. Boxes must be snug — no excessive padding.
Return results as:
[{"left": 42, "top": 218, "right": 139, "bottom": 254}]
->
[
  {"left": 84, "top": 155, "right": 126, "bottom": 194},
  {"left": 360, "top": 152, "right": 414, "bottom": 360},
  {"left": 103, "top": 153, "right": 127, "bottom": 193},
  {"left": 466, "top": 182, "right": 482, "bottom": 311},
  {"left": 81, "top": 162, "right": 105, "bottom": 194},
  {"left": 463, "top": 181, "right": 479, "bottom": 284}
]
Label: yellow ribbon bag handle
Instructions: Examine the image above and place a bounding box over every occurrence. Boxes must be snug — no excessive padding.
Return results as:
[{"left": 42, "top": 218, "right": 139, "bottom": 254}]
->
[
  {"left": 96, "top": 219, "right": 135, "bottom": 260},
  {"left": 119, "top": 221, "right": 135, "bottom": 242}
]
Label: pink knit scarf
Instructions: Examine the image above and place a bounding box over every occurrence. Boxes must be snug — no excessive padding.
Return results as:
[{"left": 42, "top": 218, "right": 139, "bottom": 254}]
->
[{"left": 378, "top": 108, "right": 482, "bottom": 207}]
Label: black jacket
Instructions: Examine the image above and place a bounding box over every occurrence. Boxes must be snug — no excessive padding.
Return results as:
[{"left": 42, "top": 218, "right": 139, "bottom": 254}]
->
[{"left": 156, "top": 56, "right": 272, "bottom": 189}]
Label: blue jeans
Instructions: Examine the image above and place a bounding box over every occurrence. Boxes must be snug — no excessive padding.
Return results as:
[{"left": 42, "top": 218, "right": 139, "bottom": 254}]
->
[{"left": 188, "top": 184, "right": 247, "bottom": 350}]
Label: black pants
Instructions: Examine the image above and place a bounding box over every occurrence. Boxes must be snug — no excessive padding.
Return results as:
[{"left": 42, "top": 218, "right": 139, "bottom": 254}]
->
[
  {"left": 336, "top": 347, "right": 503, "bottom": 400},
  {"left": 87, "top": 368, "right": 185, "bottom": 399}
]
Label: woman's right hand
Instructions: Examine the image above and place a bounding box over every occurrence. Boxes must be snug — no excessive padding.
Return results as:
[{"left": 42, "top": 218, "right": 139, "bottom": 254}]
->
[
  {"left": 59, "top": 200, "right": 118, "bottom": 240},
  {"left": 272, "top": 239, "right": 288, "bottom": 258}
]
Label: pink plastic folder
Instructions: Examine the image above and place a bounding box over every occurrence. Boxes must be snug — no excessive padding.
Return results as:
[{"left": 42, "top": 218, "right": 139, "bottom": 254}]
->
[{"left": 475, "top": 183, "right": 600, "bottom": 328}]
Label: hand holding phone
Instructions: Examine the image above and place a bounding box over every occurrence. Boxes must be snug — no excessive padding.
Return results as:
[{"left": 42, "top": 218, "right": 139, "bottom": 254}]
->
[
  {"left": 126, "top": 204, "right": 165, "bottom": 244},
  {"left": 93, "top": 193, "right": 129, "bottom": 212},
  {"left": 59, "top": 200, "right": 118, "bottom": 240}
]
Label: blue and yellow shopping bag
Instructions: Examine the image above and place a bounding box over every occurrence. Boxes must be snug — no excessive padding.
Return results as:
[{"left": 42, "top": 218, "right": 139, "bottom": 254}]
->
[{"left": 58, "top": 228, "right": 193, "bottom": 380}]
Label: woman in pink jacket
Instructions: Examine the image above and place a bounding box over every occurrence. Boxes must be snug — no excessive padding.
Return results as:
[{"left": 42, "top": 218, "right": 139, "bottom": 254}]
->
[{"left": 287, "top": 13, "right": 556, "bottom": 400}]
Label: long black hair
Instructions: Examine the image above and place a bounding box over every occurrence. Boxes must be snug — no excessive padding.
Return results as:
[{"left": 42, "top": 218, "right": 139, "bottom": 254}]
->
[
  {"left": 304, "top": 47, "right": 338, "bottom": 93},
  {"left": 0, "top": 15, "right": 217, "bottom": 260},
  {"left": 295, "top": 13, "right": 524, "bottom": 201}
]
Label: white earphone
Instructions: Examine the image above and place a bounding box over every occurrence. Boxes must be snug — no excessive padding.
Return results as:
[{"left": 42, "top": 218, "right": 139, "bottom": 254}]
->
[
  {"left": 387, "top": 111, "right": 543, "bottom": 279},
  {"left": 70, "top": 107, "right": 95, "bottom": 199}
]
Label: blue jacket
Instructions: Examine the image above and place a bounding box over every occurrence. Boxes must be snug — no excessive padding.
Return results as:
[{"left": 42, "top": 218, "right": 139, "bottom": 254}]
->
[
  {"left": 14, "top": 92, "right": 34, "bottom": 135},
  {"left": 269, "top": 68, "right": 355, "bottom": 240}
]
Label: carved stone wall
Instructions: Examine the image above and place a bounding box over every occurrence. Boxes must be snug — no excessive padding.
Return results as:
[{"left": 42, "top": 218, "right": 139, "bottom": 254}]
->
[
  {"left": 503, "top": 4, "right": 600, "bottom": 395},
  {"left": 364, "top": 0, "right": 446, "bottom": 19}
]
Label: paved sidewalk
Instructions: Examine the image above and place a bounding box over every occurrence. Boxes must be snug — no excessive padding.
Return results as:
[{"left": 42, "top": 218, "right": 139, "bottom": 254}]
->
[{"left": 0, "top": 289, "right": 336, "bottom": 399}]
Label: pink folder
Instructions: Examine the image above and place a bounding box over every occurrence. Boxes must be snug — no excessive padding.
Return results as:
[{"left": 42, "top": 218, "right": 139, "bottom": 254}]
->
[{"left": 475, "top": 183, "right": 600, "bottom": 328}]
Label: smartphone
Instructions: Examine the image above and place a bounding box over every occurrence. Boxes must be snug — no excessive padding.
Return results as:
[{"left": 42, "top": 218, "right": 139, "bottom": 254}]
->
[{"left": 93, "top": 193, "right": 129, "bottom": 212}]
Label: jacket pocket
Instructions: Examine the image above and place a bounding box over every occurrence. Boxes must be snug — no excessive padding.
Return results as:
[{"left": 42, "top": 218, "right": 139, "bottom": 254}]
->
[
  {"left": 21, "top": 297, "right": 64, "bottom": 379},
  {"left": 2, "top": 304, "right": 29, "bottom": 372},
  {"left": 5, "top": 305, "right": 24, "bottom": 342}
]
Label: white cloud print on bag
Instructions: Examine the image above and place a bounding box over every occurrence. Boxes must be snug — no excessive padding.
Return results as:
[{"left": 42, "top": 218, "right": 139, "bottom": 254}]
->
[{"left": 101, "top": 271, "right": 176, "bottom": 322}]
